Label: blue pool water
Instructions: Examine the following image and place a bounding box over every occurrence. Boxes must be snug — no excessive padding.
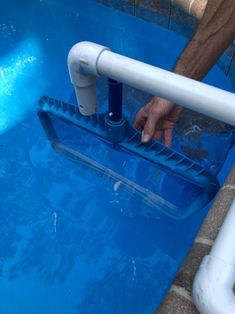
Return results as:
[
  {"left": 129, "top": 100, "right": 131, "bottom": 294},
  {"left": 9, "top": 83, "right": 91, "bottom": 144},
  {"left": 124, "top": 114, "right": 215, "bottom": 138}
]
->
[{"left": 0, "top": 1, "right": 235, "bottom": 313}]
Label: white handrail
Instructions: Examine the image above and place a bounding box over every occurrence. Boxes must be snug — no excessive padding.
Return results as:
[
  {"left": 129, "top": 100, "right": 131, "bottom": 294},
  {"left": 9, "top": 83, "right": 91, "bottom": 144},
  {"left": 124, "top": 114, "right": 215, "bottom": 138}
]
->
[{"left": 67, "top": 41, "right": 235, "bottom": 126}]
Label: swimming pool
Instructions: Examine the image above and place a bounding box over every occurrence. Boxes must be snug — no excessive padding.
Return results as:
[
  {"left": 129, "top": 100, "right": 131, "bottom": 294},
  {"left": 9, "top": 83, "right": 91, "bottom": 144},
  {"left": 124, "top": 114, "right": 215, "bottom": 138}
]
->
[{"left": 0, "top": 1, "right": 235, "bottom": 313}]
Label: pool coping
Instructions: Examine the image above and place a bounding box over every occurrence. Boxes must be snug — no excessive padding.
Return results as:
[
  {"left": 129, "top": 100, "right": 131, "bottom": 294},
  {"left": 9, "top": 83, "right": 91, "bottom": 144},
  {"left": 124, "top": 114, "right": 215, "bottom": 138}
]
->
[{"left": 157, "top": 164, "right": 235, "bottom": 313}]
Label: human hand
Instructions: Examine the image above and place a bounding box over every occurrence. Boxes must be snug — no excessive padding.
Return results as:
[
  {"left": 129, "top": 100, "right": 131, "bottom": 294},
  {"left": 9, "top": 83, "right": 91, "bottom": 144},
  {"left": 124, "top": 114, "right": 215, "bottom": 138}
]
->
[{"left": 134, "top": 96, "right": 182, "bottom": 147}]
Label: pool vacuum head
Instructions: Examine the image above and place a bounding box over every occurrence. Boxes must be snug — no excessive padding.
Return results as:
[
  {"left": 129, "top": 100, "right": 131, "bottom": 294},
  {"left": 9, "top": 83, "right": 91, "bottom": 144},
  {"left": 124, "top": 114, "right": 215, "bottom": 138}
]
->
[{"left": 38, "top": 87, "right": 219, "bottom": 219}]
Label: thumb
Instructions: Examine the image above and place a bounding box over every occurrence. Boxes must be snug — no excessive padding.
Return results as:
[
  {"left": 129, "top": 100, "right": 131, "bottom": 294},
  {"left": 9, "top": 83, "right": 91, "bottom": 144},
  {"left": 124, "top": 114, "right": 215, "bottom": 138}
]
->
[{"left": 141, "top": 114, "right": 159, "bottom": 143}]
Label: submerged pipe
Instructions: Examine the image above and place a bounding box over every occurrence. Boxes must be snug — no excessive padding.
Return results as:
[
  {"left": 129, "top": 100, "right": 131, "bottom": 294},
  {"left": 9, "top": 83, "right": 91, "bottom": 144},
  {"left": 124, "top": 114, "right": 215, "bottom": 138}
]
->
[
  {"left": 67, "top": 41, "right": 235, "bottom": 126},
  {"left": 193, "top": 198, "right": 235, "bottom": 314},
  {"left": 108, "top": 79, "right": 123, "bottom": 122}
]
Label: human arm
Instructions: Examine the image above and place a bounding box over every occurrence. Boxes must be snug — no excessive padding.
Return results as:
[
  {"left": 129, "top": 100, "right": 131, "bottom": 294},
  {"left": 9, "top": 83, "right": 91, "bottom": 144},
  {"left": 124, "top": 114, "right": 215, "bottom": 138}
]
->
[{"left": 134, "top": 0, "right": 235, "bottom": 146}]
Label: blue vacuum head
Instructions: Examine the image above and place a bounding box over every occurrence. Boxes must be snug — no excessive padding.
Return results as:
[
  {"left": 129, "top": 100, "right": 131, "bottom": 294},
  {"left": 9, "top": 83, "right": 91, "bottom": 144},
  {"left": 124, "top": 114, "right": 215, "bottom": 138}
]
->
[{"left": 38, "top": 96, "right": 219, "bottom": 219}]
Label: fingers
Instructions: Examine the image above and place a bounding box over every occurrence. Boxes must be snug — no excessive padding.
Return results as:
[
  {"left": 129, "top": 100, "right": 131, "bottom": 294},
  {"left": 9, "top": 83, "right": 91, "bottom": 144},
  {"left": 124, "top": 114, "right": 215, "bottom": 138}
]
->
[
  {"left": 134, "top": 98, "right": 176, "bottom": 145},
  {"left": 134, "top": 107, "right": 148, "bottom": 131},
  {"left": 134, "top": 116, "right": 146, "bottom": 132},
  {"left": 164, "top": 128, "right": 173, "bottom": 147},
  {"left": 141, "top": 114, "right": 159, "bottom": 143},
  {"left": 154, "top": 130, "right": 162, "bottom": 141}
]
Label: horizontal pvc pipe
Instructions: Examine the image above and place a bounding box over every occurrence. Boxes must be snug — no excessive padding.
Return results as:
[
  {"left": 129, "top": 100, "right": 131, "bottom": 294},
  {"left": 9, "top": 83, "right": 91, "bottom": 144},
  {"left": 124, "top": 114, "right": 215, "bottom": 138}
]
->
[
  {"left": 97, "top": 50, "right": 235, "bottom": 126},
  {"left": 68, "top": 42, "right": 235, "bottom": 126},
  {"left": 193, "top": 198, "right": 235, "bottom": 314}
]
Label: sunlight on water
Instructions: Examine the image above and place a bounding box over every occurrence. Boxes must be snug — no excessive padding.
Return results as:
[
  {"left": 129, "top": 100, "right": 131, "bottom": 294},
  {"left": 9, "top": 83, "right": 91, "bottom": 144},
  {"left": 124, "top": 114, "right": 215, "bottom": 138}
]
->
[{"left": 0, "top": 38, "right": 44, "bottom": 133}]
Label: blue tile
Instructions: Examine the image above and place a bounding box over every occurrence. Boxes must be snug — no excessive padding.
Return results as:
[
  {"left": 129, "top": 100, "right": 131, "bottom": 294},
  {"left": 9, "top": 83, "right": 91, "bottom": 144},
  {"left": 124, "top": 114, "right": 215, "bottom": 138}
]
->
[
  {"left": 225, "top": 41, "right": 235, "bottom": 59},
  {"left": 169, "top": 5, "right": 198, "bottom": 38},
  {"left": 135, "top": 7, "right": 170, "bottom": 27},
  {"left": 217, "top": 53, "right": 232, "bottom": 75},
  {"left": 135, "top": 0, "right": 171, "bottom": 28},
  {"left": 96, "top": 0, "right": 134, "bottom": 14},
  {"left": 217, "top": 42, "right": 235, "bottom": 75},
  {"left": 228, "top": 55, "right": 235, "bottom": 89}
]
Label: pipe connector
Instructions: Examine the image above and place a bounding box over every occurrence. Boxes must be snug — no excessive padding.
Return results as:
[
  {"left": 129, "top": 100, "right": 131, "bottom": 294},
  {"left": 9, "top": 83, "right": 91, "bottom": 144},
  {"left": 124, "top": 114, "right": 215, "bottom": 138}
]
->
[{"left": 67, "top": 41, "right": 109, "bottom": 115}]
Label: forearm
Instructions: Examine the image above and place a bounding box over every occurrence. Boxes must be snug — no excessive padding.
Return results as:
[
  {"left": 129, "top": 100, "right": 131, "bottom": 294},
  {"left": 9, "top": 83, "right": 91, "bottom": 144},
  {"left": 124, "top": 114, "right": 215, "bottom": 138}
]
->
[{"left": 174, "top": 0, "right": 235, "bottom": 80}]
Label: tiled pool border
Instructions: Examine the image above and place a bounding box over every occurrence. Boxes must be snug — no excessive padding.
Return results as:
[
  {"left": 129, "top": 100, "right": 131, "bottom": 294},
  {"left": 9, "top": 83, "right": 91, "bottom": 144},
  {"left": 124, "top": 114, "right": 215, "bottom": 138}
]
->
[
  {"left": 157, "top": 166, "right": 235, "bottom": 313},
  {"left": 96, "top": 0, "right": 235, "bottom": 88}
]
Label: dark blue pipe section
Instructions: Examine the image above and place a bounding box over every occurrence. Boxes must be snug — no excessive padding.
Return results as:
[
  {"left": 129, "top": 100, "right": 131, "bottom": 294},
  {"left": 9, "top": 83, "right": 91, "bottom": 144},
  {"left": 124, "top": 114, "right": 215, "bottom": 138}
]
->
[{"left": 108, "top": 78, "right": 123, "bottom": 122}]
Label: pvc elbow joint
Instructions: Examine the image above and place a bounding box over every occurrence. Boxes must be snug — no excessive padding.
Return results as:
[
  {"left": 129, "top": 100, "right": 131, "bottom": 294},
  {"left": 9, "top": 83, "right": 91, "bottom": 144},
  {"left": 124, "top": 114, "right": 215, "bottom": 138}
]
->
[{"left": 67, "top": 41, "right": 109, "bottom": 115}]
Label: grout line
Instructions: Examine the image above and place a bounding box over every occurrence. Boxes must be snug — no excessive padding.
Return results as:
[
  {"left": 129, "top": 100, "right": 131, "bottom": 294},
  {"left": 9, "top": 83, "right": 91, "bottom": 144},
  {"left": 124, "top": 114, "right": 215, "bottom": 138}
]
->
[
  {"left": 170, "top": 285, "right": 193, "bottom": 302},
  {"left": 195, "top": 236, "right": 213, "bottom": 246}
]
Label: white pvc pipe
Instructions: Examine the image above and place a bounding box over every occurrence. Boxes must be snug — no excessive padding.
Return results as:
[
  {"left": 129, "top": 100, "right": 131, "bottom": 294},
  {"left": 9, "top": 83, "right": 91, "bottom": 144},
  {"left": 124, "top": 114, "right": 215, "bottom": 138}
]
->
[
  {"left": 193, "top": 198, "right": 235, "bottom": 314},
  {"left": 67, "top": 42, "right": 109, "bottom": 115},
  {"left": 67, "top": 41, "right": 235, "bottom": 126}
]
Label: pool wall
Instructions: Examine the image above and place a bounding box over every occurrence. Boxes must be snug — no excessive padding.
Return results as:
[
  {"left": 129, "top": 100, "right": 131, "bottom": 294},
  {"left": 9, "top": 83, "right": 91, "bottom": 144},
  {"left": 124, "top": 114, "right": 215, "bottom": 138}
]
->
[{"left": 96, "top": 0, "right": 235, "bottom": 88}]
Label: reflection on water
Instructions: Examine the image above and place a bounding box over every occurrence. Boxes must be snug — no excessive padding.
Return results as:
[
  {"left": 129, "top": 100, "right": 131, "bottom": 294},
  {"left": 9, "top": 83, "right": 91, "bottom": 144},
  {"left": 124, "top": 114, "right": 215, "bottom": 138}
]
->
[
  {"left": 0, "top": 38, "right": 44, "bottom": 133},
  {"left": 0, "top": 112, "right": 199, "bottom": 314}
]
